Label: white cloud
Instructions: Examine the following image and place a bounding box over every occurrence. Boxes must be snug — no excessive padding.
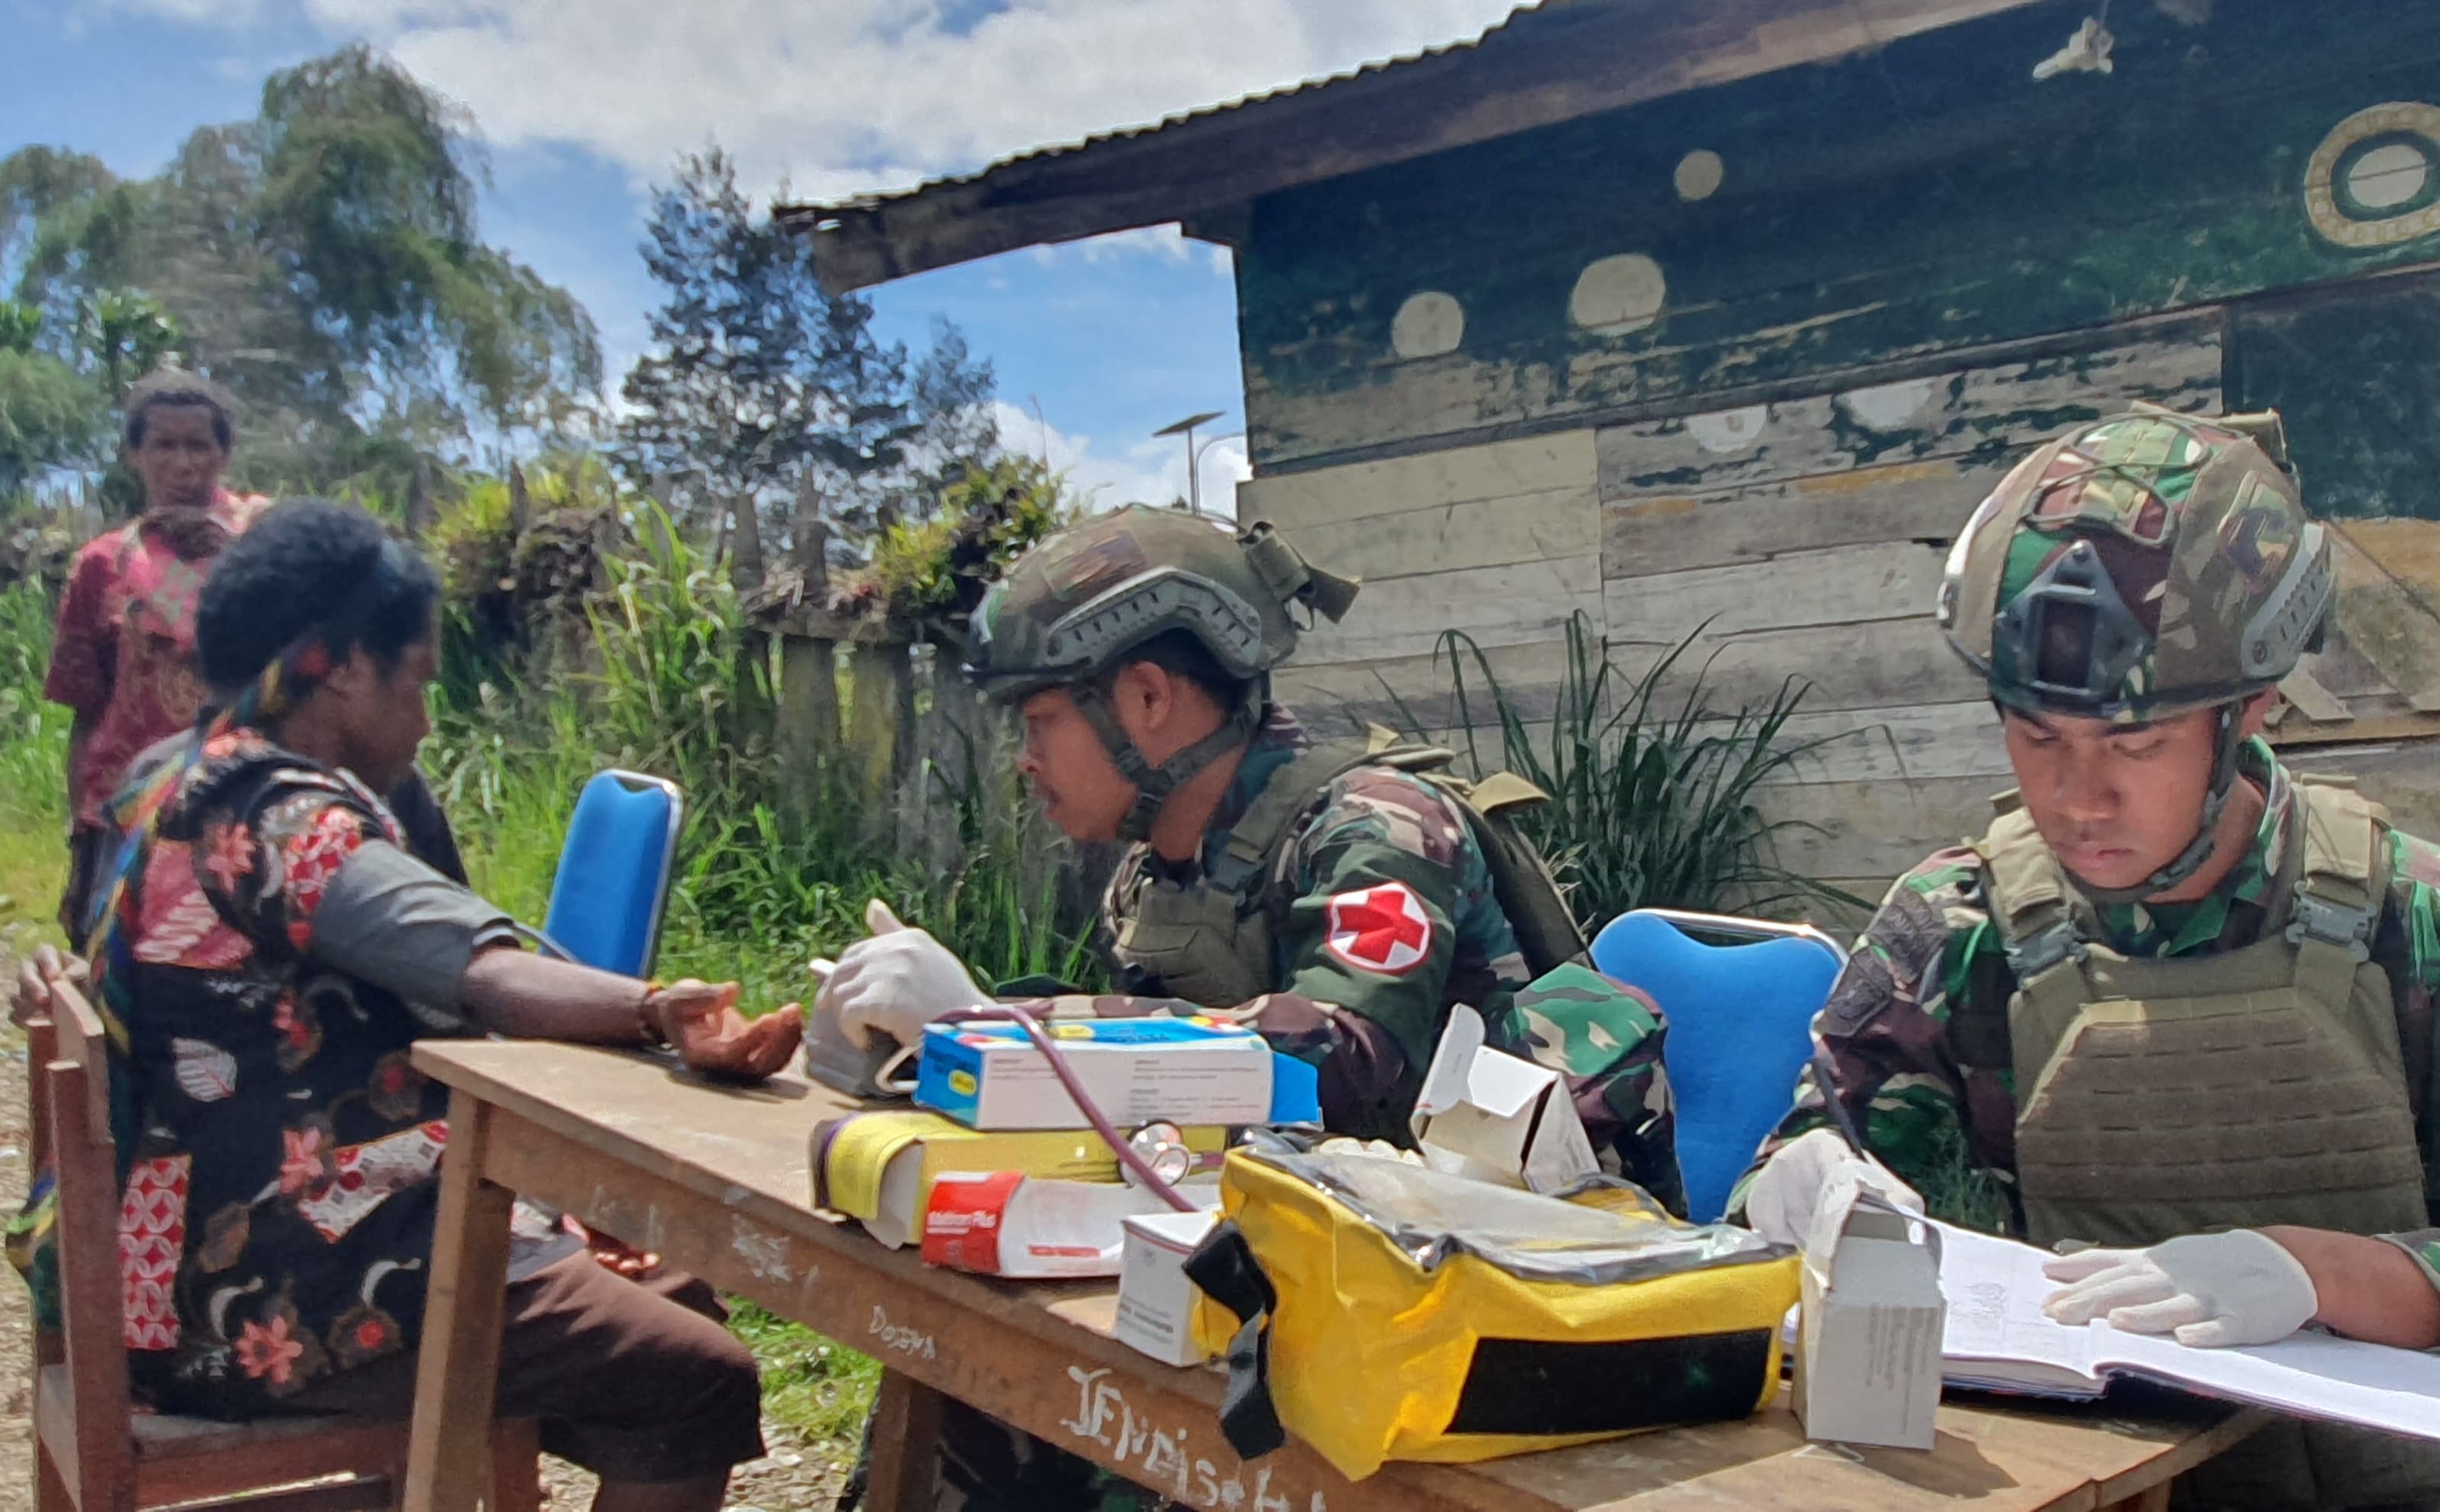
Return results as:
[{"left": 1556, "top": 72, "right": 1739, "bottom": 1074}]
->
[
  {"left": 995, "top": 398, "right": 1249, "bottom": 518},
  {"left": 114, "top": 0, "right": 1526, "bottom": 215}
]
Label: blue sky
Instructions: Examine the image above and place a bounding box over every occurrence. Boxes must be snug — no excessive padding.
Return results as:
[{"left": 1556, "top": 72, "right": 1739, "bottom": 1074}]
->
[{"left": 2, "top": 0, "right": 1521, "bottom": 509}]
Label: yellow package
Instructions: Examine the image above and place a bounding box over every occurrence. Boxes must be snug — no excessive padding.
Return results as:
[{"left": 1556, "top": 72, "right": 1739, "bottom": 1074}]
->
[
  {"left": 813, "top": 1110, "right": 1228, "bottom": 1247},
  {"left": 1185, "top": 1142, "right": 1799, "bottom": 1481}
]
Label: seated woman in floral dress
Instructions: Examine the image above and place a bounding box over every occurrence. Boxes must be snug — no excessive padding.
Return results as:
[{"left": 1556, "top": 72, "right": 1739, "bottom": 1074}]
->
[{"left": 78, "top": 499, "right": 801, "bottom": 1512}]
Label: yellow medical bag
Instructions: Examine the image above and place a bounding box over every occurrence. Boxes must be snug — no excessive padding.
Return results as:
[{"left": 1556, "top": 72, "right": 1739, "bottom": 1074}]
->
[{"left": 1182, "top": 1140, "right": 1799, "bottom": 1481}]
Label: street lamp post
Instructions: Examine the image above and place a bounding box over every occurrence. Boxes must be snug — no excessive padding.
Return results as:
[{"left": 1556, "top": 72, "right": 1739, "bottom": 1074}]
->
[
  {"left": 1152, "top": 410, "right": 1225, "bottom": 515},
  {"left": 1192, "top": 429, "right": 1245, "bottom": 518}
]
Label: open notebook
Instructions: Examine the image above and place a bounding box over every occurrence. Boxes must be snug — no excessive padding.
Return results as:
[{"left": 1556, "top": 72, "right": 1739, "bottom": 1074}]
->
[{"left": 1934, "top": 1220, "right": 2440, "bottom": 1442}]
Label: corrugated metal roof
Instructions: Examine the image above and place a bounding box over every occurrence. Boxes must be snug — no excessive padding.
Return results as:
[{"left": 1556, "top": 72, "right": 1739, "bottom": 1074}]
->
[{"left": 806, "top": 2, "right": 1554, "bottom": 216}]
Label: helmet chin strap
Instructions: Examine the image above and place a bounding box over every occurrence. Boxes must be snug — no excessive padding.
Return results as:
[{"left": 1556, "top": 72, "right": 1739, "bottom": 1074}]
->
[
  {"left": 1071, "top": 684, "right": 1259, "bottom": 845},
  {"left": 2071, "top": 702, "right": 2244, "bottom": 908}
]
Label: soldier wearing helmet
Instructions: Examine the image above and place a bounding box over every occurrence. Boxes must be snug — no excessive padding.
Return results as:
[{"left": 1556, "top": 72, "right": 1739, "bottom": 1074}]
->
[
  {"left": 815, "top": 506, "right": 1672, "bottom": 1167},
  {"left": 819, "top": 506, "right": 1677, "bottom": 1512},
  {"left": 1740, "top": 407, "right": 2440, "bottom": 1508}
]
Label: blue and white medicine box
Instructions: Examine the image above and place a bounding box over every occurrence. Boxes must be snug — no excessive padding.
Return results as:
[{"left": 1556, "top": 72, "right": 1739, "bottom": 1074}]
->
[{"left": 915, "top": 1017, "right": 1278, "bottom": 1131}]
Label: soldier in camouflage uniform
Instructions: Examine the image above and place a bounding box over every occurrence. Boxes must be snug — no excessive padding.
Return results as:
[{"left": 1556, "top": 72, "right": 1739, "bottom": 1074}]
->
[
  {"left": 816, "top": 506, "right": 1673, "bottom": 1510},
  {"left": 1737, "top": 407, "right": 2440, "bottom": 1510}
]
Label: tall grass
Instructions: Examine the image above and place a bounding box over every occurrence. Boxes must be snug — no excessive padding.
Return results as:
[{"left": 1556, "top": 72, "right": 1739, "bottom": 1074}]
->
[
  {"left": 419, "top": 498, "right": 1100, "bottom": 1008},
  {"left": 1383, "top": 613, "right": 1864, "bottom": 927},
  {"left": 0, "top": 582, "right": 71, "bottom": 942}
]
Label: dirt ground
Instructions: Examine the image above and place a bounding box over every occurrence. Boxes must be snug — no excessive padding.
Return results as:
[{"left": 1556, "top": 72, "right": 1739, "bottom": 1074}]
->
[{"left": 0, "top": 967, "right": 842, "bottom": 1511}]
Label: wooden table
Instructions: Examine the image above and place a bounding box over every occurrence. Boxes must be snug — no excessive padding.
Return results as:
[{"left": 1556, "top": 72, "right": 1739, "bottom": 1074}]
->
[{"left": 401, "top": 1040, "right": 2262, "bottom": 1512}]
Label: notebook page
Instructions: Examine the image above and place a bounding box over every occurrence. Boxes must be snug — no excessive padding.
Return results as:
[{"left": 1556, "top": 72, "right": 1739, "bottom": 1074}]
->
[
  {"left": 2099, "top": 1326, "right": 2440, "bottom": 1442},
  {"left": 1932, "top": 1220, "right": 2102, "bottom": 1392}
]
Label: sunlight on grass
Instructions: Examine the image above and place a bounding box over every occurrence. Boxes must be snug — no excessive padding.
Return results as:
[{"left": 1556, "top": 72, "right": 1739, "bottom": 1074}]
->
[{"left": 729, "top": 1301, "right": 883, "bottom": 1442}]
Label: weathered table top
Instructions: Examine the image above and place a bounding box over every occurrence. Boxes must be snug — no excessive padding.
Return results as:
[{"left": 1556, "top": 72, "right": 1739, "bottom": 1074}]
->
[{"left": 412, "top": 1038, "right": 2260, "bottom": 1512}]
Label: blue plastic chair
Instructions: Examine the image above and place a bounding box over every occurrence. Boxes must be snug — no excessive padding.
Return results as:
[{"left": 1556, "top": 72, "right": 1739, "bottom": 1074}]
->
[
  {"left": 535, "top": 770, "right": 684, "bottom": 978},
  {"left": 1588, "top": 908, "right": 1846, "bottom": 1223}
]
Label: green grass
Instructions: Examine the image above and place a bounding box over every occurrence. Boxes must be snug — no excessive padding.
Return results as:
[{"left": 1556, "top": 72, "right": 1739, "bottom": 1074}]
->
[
  {"left": 0, "top": 581, "right": 71, "bottom": 957},
  {"left": 728, "top": 1301, "right": 884, "bottom": 1444}
]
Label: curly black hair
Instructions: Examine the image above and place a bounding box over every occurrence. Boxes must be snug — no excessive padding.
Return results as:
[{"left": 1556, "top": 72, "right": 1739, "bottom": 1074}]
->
[
  {"left": 197, "top": 499, "right": 440, "bottom": 693},
  {"left": 123, "top": 368, "right": 239, "bottom": 452}
]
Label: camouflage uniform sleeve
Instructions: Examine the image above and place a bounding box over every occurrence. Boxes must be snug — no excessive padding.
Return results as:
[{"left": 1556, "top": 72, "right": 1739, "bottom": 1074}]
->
[
  {"left": 1232, "top": 768, "right": 1485, "bottom": 1140},
  {"left": 1501, "top": 964, "right": 1681, "bottom": 1211},
  {"left": 2377, "top": 827, "right": 2440, "bottom": 1291},
  {"left": 1729, "top": 849, "right": 1998, "bottom": 1224}
]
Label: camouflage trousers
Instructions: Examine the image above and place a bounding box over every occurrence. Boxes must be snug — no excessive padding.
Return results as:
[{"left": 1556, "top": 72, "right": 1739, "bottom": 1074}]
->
[{"left": 842, "top": 1398, "right": 1175, "bottom": 1512}]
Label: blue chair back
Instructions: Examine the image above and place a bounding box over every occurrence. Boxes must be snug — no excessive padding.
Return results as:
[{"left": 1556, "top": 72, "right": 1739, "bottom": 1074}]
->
[
  {"left": 1588, "top": 908, "right": 1845, "bottom": 1223},
  {"left": 539, "top": 770, "right": 684, "bottom": 978}
]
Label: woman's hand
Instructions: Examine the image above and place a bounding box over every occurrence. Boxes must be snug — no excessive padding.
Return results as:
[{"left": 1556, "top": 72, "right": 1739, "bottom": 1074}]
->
[
  {"left": 645, "top": 979, "right": 803, "bottom": 1081},
  {"left": 11, "top": 944, "right": 87, "bottom": 1026}
]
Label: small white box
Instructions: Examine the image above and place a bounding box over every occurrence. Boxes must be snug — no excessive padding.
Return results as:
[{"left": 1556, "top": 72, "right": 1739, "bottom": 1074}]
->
[
  {"left": 1410, "top": 1004, "right": 1601, "bottom": 1194},
  {"left": 1793, "top": 1171, "right": 1945, "bottom": 1451},
  {"left": 1114, "top": 1209, "right": 1223, "bottom": 1367},
  {"left": 921, "top": 1171, "right": 1218, "bottom": 1280}
]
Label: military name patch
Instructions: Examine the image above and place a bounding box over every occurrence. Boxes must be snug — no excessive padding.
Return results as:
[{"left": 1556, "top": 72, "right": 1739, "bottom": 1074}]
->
[{"left": 1324, "top": 882, "right": 1433, "bottom": 974}]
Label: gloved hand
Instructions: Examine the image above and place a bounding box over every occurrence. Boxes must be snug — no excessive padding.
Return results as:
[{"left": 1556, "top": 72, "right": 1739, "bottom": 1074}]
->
[
  {"left": 646, "top": 979, "right": 803, "bottom": 1081},
  {"left": 815, "top": 899, "right": 991, "bottom": 1050},
  {"left": 1743, "top": 1127, "right": 1924, "bottom": 1247},
  {"left": 2040, "top": 1230, "right": 2319, "bottom": 1348}
]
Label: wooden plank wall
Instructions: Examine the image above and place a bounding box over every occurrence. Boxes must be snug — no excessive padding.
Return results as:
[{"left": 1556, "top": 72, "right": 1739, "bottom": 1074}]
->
[
  {"left": 1251, "top": 321, "right": 2231, "bottom": 897},
  {"left": 1601, "top": 324, "right": 2226, "bottom": 894}
]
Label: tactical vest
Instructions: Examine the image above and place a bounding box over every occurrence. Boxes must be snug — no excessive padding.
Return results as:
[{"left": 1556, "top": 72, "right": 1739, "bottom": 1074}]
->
[
  {"left": 1105, "top": 727, "right": 1585, "bottom": 1007},
  {"left": 1980, "top": 782, "right": 2440, "bottom": 1512},
  {"left": 1979, "top": 780, "right": 2427, "bottom": 1250}
]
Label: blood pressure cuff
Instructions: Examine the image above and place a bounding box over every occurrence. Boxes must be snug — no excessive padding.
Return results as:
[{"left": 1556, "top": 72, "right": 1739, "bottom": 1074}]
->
[
  {"left": 311, "top": 839, "right": 519, "bottom": 1030},
  {"left": 1181, "top": 1141, "right": 1799, "bottom": 1482}
]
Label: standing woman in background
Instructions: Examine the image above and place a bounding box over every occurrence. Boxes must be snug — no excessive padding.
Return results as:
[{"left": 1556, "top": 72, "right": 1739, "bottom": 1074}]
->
[{"left": 44, "top": 369, "right": 266, "bottom": 943}]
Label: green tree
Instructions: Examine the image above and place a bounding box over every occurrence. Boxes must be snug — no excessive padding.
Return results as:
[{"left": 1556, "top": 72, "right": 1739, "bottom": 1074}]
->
[
  {"left": 2, "top": 45, "right": 602, "bottom": 489},
  {"left": 617, "top": 148, "right": 996, "bottom": 558}
]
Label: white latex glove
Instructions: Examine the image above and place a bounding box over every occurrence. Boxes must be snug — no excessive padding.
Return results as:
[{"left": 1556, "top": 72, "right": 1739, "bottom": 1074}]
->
[
  {"left": 2040, "top": 1230, "right": 2318, "bottom": 1348},
  {"left": 1316, "top": 1137, "right": 1425, "bottom": 1166},
  {"left": 1743, "top": 1127, "right": 1925, "bottom": 1247},
  {"left": 815, "top": 899, "right": 991, "bottom": 1050}
]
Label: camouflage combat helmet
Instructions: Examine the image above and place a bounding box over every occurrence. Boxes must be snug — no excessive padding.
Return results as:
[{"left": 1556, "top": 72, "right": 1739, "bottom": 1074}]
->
[
  {"left": 964, "top": 506, "right": 1359, "bottom": 839},
  {"left": 1935, "top": 403, "right": 2333, "bottom": 898}
]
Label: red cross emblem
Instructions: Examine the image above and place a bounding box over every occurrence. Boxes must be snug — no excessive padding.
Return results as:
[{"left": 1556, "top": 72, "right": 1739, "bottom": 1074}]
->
[{"left": 1324, "top": 883, "right": 1433, "bottom": 975}]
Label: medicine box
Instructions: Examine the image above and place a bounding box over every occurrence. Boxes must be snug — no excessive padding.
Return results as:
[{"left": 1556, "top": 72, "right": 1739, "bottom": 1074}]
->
[{"left": 915, "top": 1016, "right": 1274, "bottom": 1131}]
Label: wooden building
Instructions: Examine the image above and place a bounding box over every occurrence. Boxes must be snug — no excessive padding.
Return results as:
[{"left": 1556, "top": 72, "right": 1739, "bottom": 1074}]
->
[{"left": 789, "top": 0, "right": 2440, "bottom": 901}]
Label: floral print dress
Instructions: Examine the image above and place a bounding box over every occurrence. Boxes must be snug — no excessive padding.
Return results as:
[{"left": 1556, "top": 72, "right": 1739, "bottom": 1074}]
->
[{"left": 98, "top": 729, "right": 555, "bottom": 1416}]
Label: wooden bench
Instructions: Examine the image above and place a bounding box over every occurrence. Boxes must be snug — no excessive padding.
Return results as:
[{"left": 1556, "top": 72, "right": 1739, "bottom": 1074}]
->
[{"left": 26, "top": 980, "right": 542, "bottom": 1512}]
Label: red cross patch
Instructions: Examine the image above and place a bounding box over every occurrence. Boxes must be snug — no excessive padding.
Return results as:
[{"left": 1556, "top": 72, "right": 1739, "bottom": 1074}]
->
[{"left": 1324, "top": 883, "right": 1433, "bottom": 975}]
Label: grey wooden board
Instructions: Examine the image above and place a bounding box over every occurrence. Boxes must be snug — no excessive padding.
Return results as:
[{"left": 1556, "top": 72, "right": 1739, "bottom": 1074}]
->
[
  {"left": 1594, "top": 330, "right": 2224, "bottom": 503},
  {"left": 1759, "top": 700, "right": 2010, "bottom": 786},
  {"left": 1295, "top": 555, "right": 1607, "bottom": 666},
  {"left": 2278, "top": 739, "right": 2440, "bottom": 845},
  {"left": 1291, "top": 488, "right": 1598, "bottom": 580},
  {"left": 1241, "top": 430, "right": 1596, "bottom": 531},
  {"left": 1604, "top": 540, "right": 1948, "bottom": 646},
  {"left": 1647, "top": 617, "right": 1989, "bottom": 715},
  {"left": 1273, "top": 639, "right": 1578, "bottom": 736},
  {"left": 1281, "top": 614, "right": 1991, "bottom": 741},
  {"left": 1757, "top": 772, "right": 2000, "bottom": 886},
  {"left": 1604, "top": 456, "right": 2011, "bottom": 581}
]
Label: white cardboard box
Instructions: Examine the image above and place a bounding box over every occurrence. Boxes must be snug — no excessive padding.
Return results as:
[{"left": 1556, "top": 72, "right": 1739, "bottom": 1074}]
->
[
  {"left": 1114, "top": 1209, "right": 1222, "bottom": 1367},
  {"left": 920, "top": 1170, "right": 1219, "bottom": 1280},
  {"left": 1410, "top": 1004, "right": 1601, "bottom": 1193},
  {"left": 1792, "top": 1171, "right": 1945, "bottom": 1451}
]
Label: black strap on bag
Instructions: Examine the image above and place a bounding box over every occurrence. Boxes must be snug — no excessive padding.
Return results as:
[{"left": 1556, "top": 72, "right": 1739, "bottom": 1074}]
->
[{"left": 1181, "top": 1220, "right": 1287, "bottom": 1461}]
